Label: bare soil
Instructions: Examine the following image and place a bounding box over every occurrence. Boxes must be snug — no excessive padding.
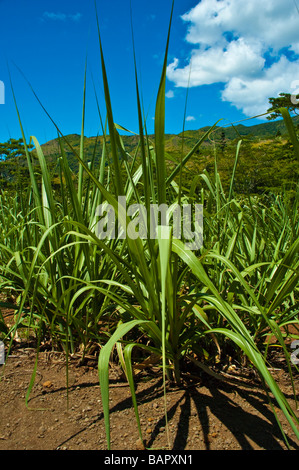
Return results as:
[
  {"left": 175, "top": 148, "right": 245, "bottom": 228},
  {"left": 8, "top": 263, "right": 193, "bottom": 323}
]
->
[{"left": 0, "top": 344, "right": 298, "bottom": 451}]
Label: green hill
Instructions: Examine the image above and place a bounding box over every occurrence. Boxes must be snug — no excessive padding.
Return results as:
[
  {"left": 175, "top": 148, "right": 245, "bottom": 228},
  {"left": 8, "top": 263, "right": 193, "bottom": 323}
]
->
[
  {"left": 1, "top": 116, "right": 298, "bottom": 194},
  {"left": 34, "top": 116, "right": 299, "bottom": 169}
]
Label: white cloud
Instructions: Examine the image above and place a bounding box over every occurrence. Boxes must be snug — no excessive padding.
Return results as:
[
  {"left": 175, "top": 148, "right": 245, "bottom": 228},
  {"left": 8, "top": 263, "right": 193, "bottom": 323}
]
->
[
  {"left": 165, "top": 90, "right": 174, "bottom": 98},
  {"left": 43, "top": 12, "right": 67, "bottom": 21},
  {"left": 43, "top": 11, "right": 82, "bottom": 22},
  {"left": 70, "top": 13, "right": 82, "bottom": 22},
  {"left": 167, "top": 38, "right": 264, "bottom": 87},
  {"left": 167, "top": 0, "right": 299, "bottom": 117},
  {"left": 186, "top": 116, "right": 196, "bottom": 121},
  {"left": 181, "top": 0, "right": 299, "bottom": 51},
  {"left": 222, "top": 58, "right": 299, "bottom": 116}
]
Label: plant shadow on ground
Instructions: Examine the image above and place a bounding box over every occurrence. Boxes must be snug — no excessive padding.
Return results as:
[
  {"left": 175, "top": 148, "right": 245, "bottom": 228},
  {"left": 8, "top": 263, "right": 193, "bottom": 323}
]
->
[{"left": 0, "top": 349, "right": 298, "bottom": 450}]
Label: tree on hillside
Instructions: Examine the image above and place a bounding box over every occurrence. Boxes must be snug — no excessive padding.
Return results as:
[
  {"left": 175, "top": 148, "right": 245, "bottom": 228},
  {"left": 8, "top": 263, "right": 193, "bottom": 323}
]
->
[
  {"left": 219, "top": 131, "right": 226, "bottom": 155},
  {"left": 267, "top": 92, "right": 299, "bottom": 120},
  {"left": 0, "top": 138, "right": 33, "bottom": 190},
  {"left": 0, "top": 138, "right": 33, "bottom": 161}
]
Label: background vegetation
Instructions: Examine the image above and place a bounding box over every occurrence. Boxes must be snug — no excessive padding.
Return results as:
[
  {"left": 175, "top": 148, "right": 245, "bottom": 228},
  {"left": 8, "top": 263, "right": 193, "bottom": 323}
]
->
[{"left": 1, "top": 116, "right": 298, "bottom": 195}]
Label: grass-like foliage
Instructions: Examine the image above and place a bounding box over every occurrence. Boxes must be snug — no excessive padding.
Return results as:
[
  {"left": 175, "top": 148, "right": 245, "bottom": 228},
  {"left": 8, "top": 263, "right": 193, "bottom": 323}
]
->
[{"left": 0, "top": 0, "right": 298, "bottom": 450}]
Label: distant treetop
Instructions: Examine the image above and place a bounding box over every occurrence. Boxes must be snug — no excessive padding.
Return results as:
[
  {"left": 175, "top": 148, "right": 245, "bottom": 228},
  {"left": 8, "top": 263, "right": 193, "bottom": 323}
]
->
[
  {"left": 267, "top": 92, "right": 299, "bottom": 121},
  {"left": 0, "top": 138, "right": 33, "bottom": 161}
]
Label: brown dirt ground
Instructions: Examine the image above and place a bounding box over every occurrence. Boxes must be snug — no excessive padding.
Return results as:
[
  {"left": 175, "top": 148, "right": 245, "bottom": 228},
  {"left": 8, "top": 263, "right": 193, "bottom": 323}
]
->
[{"left": 0, "top": 343, "right": 298, "bottom": 452}]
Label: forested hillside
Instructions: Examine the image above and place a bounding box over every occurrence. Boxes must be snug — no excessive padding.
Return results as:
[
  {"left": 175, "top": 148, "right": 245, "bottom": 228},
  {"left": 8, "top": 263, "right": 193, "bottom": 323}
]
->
[{"left": 1, "top": 117, "right": 298, "bottom": 195}]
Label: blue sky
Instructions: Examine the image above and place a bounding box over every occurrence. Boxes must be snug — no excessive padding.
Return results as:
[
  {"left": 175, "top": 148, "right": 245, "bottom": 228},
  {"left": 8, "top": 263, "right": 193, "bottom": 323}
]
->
[{"left": 0, "top": 0, "right": 299, "bottom": 145}]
